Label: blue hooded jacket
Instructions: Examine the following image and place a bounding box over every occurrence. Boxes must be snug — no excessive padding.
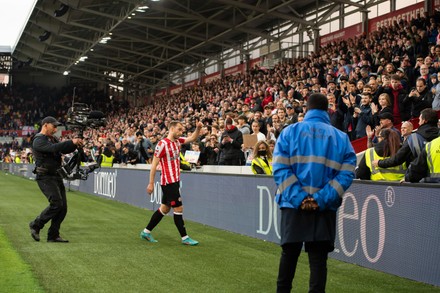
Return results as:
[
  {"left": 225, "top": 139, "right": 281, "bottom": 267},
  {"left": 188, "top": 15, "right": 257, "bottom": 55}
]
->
[{"left": 273, "top": 109, "right": 356, "bottom": 211}]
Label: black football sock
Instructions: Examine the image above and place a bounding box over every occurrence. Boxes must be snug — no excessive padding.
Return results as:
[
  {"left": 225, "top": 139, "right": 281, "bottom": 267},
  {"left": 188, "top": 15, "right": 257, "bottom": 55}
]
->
[
  {"left": 173, "top": 212, "right": 187, "bottom": 237},
  {"left": 146, "top": 209, "right": 164, "bottom": 231}
]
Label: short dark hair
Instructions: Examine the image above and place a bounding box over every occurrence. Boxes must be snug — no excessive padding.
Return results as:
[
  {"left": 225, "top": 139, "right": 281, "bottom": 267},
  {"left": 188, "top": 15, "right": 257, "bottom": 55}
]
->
[
  {"left": 420, "top": 108, "right": 438, "bottom": 126},
  {"left": 307, "top": 93, "right": 328, "bottom": 111}
]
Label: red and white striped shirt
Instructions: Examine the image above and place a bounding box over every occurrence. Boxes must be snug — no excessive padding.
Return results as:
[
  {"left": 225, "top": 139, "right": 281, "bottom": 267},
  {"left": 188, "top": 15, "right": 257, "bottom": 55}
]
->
[{"left": 154, "top": 137, "right": 186, "bottom": 185}]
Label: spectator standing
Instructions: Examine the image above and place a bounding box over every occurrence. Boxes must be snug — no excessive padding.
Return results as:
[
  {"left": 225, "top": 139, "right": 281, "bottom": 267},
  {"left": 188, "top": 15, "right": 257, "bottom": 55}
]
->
[
  {"left": 353, "top": 93, "right": 373, "bottom": 139},
  {"left": 220, "top": 117, "right": 244, "bottom": 165},
  {"left": 404, "top": 78, "right": 433, "bottom": 118},
  {"left": 134, "top": 131, "right": 153, "bottom": 163},
  {"left": 273, "top": 93, "right": 356, "bottom": 293},
  {"left": 384, "top": 74, "right": 410, "bottom": 124},
  {"left": 237, "top": 115, "right": 251, "bottom": 135}
]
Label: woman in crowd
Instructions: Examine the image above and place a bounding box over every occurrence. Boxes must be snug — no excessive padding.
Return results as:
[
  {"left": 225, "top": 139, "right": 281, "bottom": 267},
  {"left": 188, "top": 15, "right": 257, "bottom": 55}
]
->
[
  {"left": 356, "top": 128, "right": 405, "bottom": 181},
  {"left": 371, "top": 93, "right": 393, "bottom": 126},
  {"left": 251, "top": 140, "right": 272, "bottom": 175}
]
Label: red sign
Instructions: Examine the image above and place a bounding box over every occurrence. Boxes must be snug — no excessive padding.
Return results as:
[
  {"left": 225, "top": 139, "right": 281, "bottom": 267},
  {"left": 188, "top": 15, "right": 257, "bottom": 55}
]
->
[
  {"left": 169, "top": 85, "right": 182, "bottom": 95},
  {"left": 320, "top": 23, "right": 363, "bottom": 47},
  {"left": 249, "top": 57, "right": 261, "bottom": 69},
  {"left": 184, "top": 79, "right": 198, "bottom": 88},
  {"left": 155, "top": 89, "right": 166, "bottom": 97},
  {"left": 224, "top": 64, "right": 245, "bottom": 76},
  {"left": 202, "top": 72, "right": 221, "bottom": 84},
  {"left": 368, "top": 2, "right": 424, "bottom": 32}
]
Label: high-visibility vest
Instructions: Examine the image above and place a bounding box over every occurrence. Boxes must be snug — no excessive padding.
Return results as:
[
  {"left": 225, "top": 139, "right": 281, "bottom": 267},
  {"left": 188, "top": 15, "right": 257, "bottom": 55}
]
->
[
  {"left": 14, "top": 156, "right": 21, "bottom": 164},
  {"left": 100, "top": 154, "right": 114, "bottom": 167},
  {"left": 426, "top": 137, "right": 440, "bottom": 180},
  {"left": 180, "top": 152, "right": 192, "bottom": 170},
  {"left": 251, "top": 157, "right": 273, "bottom": 175},
  {"left": 365, "top": 148, "right": 406, "bottom": 181}
]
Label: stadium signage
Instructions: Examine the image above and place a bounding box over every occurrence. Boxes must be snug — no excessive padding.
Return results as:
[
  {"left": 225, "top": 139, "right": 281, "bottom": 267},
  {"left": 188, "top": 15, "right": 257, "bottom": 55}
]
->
[
  {"left": 369, "top": 2, "right": 424, "bottom": 32},
  {"left": 256, "top": 185, "right": 281, "bottom": 239},
  {"left": 149, "top": 181, "right": 162, "bottom": 205},
  {"left": 256, "top": 185, "right": 388, "bottom": 264},
  {"left": 337, "top": 192, "right": 386, "bottom": 263},
  {"left": 93, "top": 170, "right": 117, "bottom": 198}
]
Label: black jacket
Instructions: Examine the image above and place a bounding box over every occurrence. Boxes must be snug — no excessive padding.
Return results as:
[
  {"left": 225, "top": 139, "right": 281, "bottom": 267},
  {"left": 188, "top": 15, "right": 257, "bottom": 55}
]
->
[
  {"left": 32, "top": 133, "right": 77, "bottom": 171},
  {"left": 403, "top": 88, "right": 433, "bottom": 118},
  {"left": 378, "top": 124, "right": 439, "bottom": 168},
  {"left": 219, "top": 126, "right": 244, "bottom": 160}
]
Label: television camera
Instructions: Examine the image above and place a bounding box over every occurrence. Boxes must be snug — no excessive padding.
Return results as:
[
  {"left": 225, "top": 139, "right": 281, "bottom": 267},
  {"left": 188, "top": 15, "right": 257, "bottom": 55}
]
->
[{"left": 61, "top": 102, "right": 106, "bottom": 181}]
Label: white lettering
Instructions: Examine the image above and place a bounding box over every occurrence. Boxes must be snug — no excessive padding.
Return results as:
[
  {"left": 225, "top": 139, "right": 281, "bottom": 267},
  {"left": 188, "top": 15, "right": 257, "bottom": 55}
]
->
[
  {"left": 256, "top": 185, "right": 281, "bottom": 239},
  {"left": 338, "top": 193, "right": 359, "bottom": 257},
  {"left": 150, "top": 181, "right": 162, "bottom": 204},
  {"left": 360, "top": 195, "right": 386, "bottom": 263},
  {"left": 257, "top": 185, "right": 272, "bottom": 235},
  {"left": 93, "top": 170, "right": 117, "bottom": 198}
]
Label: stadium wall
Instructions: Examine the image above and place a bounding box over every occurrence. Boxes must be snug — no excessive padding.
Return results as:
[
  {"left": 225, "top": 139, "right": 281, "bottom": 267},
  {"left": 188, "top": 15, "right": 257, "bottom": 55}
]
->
[{"left": 3, "top": 162, "right": 439, "bottom": 287}]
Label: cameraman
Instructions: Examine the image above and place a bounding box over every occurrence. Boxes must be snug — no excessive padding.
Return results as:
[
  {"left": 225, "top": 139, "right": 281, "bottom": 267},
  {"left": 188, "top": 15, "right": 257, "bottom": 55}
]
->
[{"left": 29, "top": 116, "right": 83, "bottom": 243}]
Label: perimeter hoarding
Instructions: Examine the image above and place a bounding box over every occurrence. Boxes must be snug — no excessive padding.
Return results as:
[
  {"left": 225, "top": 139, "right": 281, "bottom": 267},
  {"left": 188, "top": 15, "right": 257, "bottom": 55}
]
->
[{"left": 2, "top": 163, "right": 440, "bottom": 287}]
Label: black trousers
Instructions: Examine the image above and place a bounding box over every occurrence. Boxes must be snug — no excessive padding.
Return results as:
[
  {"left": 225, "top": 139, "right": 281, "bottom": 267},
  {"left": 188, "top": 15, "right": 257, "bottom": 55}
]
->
[
  {"left": 31, "top": 176, "right": 68, "bottom": 240},
  {"left": 277, "top": 242, "right": 329, "bottom": 293}
]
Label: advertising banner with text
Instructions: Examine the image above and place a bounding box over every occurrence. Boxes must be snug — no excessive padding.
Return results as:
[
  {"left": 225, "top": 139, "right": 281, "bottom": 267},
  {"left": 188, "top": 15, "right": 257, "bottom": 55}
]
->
[
  {"left": 3, "top": 163, "right": 439, "bottom": 287},
  {"left": 368, "top": 2, "right": 425, "bottom": 32}
]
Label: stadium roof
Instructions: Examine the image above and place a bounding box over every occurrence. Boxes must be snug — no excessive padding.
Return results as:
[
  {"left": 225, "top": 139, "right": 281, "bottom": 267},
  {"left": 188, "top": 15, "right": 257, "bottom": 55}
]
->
[{"left": 12, "top": 0, "right": 378, "bottom": 91}]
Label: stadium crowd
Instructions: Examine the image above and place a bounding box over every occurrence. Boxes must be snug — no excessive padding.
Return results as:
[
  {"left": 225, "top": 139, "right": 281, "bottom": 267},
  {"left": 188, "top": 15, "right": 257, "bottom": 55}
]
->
[{"left": 1, "top": 10, "right": 439, "bottom": 180}]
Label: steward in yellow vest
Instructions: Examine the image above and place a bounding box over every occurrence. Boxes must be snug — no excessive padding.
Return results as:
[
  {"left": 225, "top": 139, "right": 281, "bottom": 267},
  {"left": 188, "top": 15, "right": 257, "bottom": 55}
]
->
[
  {"left": 180, "top": 152, "right": 191, "bottom": 171},
  {"left": 365, "top": 148, "right": 406, "bottom": 181},
  {"left": 251, "top": 157, "right": 273, "bottom": 175},
  {"left": 98, "top": 147, "right": 114, "bottom": 167},
  {"left": 405, "top": 136, "right": 440, "bottom": 183},
  {"left": 356, "top": 128, "right": 406, "bottom": 181},
  {"left": 251, "top": 140, "right": 273, "bottom": 175}
]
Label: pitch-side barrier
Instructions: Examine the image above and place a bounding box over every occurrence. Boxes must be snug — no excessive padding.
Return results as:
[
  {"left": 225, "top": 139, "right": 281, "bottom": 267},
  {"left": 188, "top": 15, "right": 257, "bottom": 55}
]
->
[{"left": 2, "top": 162, "right": 439, "bottom": 287}]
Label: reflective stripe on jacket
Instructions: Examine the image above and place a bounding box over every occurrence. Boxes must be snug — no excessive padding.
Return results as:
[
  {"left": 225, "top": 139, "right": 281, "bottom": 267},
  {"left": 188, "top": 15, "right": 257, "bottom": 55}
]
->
[
  {"left": 426, "top": 137, "right": 440, "bottom": 179},
  {"left": 365, "top": 148, "right": 406, "bottom": 181},
  {"left": 100, "top": 154, "right": 114, "bottom": 167},
  {"left": 251, "top": 157, "right": 272, "bottom": 175},
  {"left": 273, "top": 109, "right": 356, "bottom": 211}
]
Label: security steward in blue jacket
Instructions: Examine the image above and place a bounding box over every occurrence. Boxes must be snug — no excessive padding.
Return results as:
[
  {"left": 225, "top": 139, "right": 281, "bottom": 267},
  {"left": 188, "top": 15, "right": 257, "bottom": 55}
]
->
[
  {"left": 29, "top": 116, "right": 83, "bottom": 243},
  {"left": 273, "top": 93, "right": 356, "bottom": 293}
]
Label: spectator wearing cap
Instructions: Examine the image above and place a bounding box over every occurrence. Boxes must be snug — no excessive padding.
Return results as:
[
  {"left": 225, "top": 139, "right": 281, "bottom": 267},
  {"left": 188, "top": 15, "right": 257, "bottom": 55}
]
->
[
  {"left": 366, "top": 112, "right": 401, "bottom": 148},
  {"left": 285, "top": 104, "right": 298, "bottom": 124},
  {"left": 404, "top": 77, "right": 433, "bottom": 118},
  {"left": 395, "top": 67, "right": 409, "bottom": 90}
]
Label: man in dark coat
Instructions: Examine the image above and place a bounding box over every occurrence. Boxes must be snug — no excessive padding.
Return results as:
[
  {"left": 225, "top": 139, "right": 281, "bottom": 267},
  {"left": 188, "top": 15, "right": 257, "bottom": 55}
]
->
[{"left": 219, "top": 117, "right": 244, "bottom": 165}]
